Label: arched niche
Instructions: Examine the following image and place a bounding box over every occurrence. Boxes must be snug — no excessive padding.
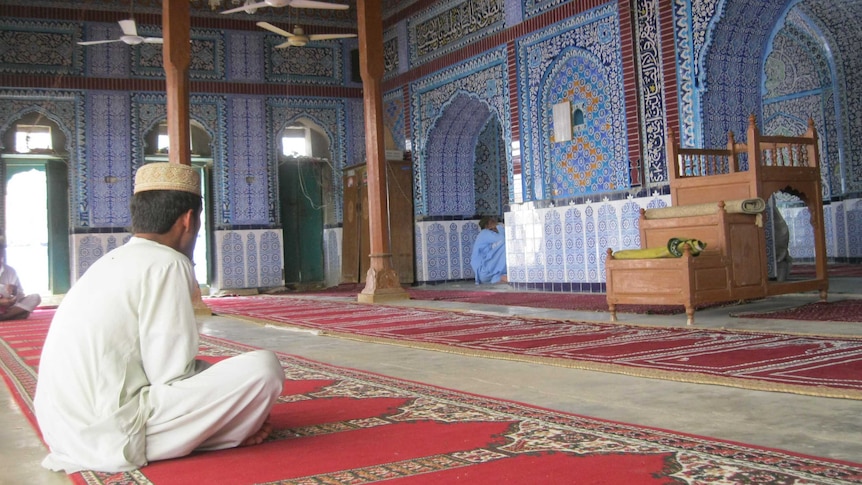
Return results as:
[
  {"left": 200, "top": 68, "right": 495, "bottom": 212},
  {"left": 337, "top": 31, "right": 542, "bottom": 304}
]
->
[
  {"left": 141, "top": 118, "right": 214, "bottom": 286},
  {"left": 142, "top": 119, "right": 213, "bottom": 158},
  {"left": 277, "top": 117, "right": 334, "bottom": 287},
  {"left": 1, "top": 112, "right": 68, "bottom": 157}
]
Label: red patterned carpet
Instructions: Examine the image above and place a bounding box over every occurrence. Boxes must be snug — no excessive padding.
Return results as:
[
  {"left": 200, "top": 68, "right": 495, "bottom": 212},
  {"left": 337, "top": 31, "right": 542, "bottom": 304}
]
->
[
  {"left": 204, "top": 296, "right": 862, "bottom": 400},
  {"left": 734, "top": 298, "right": 862, "bottom": 322},
  {"left": 1, "top": 310, "right": 860, "bottom": 484}
]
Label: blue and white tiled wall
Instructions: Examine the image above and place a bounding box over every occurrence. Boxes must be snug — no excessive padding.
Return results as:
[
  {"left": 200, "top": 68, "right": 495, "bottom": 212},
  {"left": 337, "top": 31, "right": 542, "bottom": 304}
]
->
[
  {"left": 71, "top": 230, "right": 285, "bottom": 291},
  {"left": 503, "top": 193, "right": 670, "bottom": 291},
  {"left": 784, "top": 200, "right": 862, "bottom": 262},
  {"left": 213, "top": 230, "right": 283, "bottom": 290},
  {"left": 323, "top": 227, "right": 343, "bottom": 288},
  {"left": 70, "top": 233, "right": 132, "bottom": 283},
  {"left": 413, "top": 220, "right": 481, "bottom": 284},
  {"left": 406, "top": 195, "right": 862, "bottom": 291},
  {"left": 408, "top": 193, "right": 673, "bottom": 289}
]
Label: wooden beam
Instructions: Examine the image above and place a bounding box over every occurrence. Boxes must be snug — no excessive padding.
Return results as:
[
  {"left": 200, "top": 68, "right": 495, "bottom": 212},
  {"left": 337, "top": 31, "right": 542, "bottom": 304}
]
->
[{"left": 162, "top": 0, "right": 191, "bottom": 165}]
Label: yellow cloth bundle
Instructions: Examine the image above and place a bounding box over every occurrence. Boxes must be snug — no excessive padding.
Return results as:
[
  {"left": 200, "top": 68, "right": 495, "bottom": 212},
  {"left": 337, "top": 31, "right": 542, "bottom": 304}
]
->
[
  {"left": 643, "top": 198, "right": 765, "bottom": 219},
  {"left": 611, "top": 238, "right": 707, "bottom": 260}
]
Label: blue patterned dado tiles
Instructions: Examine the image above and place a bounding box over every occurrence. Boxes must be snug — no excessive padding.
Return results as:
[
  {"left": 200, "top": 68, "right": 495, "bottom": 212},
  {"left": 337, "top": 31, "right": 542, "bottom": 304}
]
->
[
  {"left": 214, "top": 229, "right": 283, "bottom": 290},
  {"left": 822, "top": 199, "right": 862, "bottom": 260},
  {"left": 505, "top": 194, "right": 668, "bottom": 287},
  {"left": 414, "top": 220, "right": 480, "bottom": 283},
  {"left": 323, "top": 228, "right": 343, "bottom": 288},
  {"left": 71, "top": 230, "right": 284, "bottom": 291},
  {"left": 70, "top": 233, "right": 131, "bottom": 283}
]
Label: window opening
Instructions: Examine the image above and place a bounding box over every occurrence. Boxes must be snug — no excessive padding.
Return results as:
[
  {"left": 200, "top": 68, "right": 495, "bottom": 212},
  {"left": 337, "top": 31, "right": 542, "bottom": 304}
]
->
[
  {"left": 15, "top": 125, "right": 52, "bottom": 154},
  {"left": 282, "top": 126, "right": 310, "bottom": 157}
]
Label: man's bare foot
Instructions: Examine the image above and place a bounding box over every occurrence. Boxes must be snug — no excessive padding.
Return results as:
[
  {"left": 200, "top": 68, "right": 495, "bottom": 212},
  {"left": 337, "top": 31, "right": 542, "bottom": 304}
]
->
[
  {"left": 499, "top": 275, "right": 508, "bottom": 283},
  {"left": 240, "top": 421, "right": 273, "bottom": 447}
]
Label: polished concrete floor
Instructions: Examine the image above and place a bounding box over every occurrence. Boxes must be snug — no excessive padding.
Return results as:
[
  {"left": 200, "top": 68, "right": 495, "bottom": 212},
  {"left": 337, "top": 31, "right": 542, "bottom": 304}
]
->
[{"left": 3, "top": 279, "right": 862, "bottom": 484}]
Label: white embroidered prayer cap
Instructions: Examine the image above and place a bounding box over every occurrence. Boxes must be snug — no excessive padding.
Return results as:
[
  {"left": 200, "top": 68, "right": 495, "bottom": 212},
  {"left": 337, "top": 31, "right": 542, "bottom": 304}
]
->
[{"left": 134, "top": 162, "right": 201, "bottom": 196}]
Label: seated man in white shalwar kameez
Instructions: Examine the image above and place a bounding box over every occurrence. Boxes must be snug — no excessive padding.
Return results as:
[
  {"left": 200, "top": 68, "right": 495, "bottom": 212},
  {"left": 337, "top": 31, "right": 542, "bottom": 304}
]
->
[
  {"left": 34, "top": 163, "right": 285, "bottom": 474},
  {"left": 0, "top": 236, "right": 42, "bottom": 321}
]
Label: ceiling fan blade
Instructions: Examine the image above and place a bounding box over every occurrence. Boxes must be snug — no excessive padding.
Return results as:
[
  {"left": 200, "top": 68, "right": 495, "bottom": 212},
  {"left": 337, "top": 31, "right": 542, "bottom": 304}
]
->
[
  {"left": 308, "top": 34, "right": 357, "bottom": 41},
  {"left": 78, "top": 39, "right": 122, "bottom": 46},
  {"left": 275, "top": 40, "right": 293, "bottom": 49},
  {"left": 257, "top": 22, "right": 294, "bottom": 38},
  {"left": 289, "top": 0, "right": 349, "bottom": 10},
  {"left": 118, "top": 19, "right": 138, "bottom": 37},
  {"left": 143, "top": 38, "right": 164, "bottom": 44},
  {"left": 221, "top": 1, "right": 269, "bottom": 14}
]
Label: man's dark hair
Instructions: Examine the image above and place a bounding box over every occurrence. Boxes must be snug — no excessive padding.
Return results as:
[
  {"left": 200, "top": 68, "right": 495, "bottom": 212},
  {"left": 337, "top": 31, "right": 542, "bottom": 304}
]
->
[
  {"left": 479, "top": 216, "right": 498, "bottom": 230},
  {"left": 130, "top": 190, "right": 202, "bottom": 234}
]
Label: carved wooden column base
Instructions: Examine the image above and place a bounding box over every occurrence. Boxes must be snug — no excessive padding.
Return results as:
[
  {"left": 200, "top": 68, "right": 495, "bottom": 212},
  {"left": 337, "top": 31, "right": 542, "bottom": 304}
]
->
[{"left": 358, "top": 253, "right": 409, "bottom": 303}]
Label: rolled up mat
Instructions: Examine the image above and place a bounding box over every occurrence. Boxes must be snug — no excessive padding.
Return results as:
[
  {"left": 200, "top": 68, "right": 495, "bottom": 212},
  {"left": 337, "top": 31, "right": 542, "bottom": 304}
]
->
[{"left": 643, "top": 198, "right": 765, "bottom": 219}]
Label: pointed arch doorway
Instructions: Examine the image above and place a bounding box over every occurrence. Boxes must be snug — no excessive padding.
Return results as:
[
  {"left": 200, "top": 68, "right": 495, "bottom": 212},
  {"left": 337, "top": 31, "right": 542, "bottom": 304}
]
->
[
  {"left": 1, "top": 117, "right": 71, "bottom": 296},
  {"left": 277, "top": 119, "right": 333, "bottom": 288}
]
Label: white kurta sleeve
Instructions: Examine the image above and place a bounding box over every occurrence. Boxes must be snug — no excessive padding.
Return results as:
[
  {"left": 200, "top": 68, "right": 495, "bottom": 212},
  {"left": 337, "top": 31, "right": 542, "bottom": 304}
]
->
[{"left": 137, "top": 259, "right": 200, "bottom": 386}]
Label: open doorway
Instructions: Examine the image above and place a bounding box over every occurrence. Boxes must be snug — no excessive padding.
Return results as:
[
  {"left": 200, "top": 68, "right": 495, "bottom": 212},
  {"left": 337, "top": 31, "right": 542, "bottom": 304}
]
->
[
  {"left": 2, "top": 118, "right": 71, "bottom": 296},
  {"left": 5, "top": 167, "right": 48, "bottom": 295}
]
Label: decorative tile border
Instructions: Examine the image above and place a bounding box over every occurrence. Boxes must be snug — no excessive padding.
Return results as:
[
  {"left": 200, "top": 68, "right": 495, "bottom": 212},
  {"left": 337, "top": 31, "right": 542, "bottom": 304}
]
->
[
  {"left": 0, "top": 19, "right": 83, "bottom": 75},
  {"left": 407, "top": 0, "right": 506, "bottom": 68}
]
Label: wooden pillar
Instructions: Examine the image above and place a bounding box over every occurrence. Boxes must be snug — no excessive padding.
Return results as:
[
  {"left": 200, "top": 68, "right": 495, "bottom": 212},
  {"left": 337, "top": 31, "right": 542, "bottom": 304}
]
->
[
  {"left": 163, "top": 0, "right": 210, "bottom": 315},
  {"left": 356, "top": 0, "right": 408, "bottom": 303},
  {"left": 162, "top": 0, "right": 191, "bottom": 166}
]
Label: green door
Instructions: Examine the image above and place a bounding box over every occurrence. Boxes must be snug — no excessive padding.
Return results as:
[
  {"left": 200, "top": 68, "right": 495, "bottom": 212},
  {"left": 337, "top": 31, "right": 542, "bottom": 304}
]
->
[
  {"left": 279, "top": 160, "right": 324, "bottom": 285},
  {"left": 45, "top": 160, "right": 70, "bottom": 293}
]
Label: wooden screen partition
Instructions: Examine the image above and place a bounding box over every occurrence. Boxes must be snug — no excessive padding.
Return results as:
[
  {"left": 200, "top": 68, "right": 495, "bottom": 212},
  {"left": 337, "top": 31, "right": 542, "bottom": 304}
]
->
[{"left": 342, "top": 160, "right": 415, "bottom": 285}]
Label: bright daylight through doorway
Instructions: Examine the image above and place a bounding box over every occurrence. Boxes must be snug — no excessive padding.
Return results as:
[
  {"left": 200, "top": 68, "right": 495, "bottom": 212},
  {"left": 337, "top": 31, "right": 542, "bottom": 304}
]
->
[{"left": 5, "top": 169, "right": 49, "bottom": 295}]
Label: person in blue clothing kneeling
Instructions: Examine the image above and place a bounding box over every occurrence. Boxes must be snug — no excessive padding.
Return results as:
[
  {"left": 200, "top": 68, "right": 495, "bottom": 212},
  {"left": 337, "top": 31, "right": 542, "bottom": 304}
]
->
[{"left": 470, "top": 216, "right": 508, "bottom": 284}]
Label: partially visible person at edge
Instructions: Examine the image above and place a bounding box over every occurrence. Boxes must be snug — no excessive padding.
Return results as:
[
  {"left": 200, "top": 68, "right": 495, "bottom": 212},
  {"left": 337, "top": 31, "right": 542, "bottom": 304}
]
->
[
  {"left": 0, "top": 236, "right": 42, "bottom": 321},
  {"left": 471, "top": 215, "right": 508, "bottom": 284},
  {"left": 34, "top": 162, "right": 285, "bottom": 474}
]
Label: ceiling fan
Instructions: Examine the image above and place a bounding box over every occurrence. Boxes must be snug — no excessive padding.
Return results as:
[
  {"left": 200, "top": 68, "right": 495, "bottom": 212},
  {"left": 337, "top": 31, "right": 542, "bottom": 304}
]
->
[
  {"left": 221, "top": 0, "right": 348, "bottom": 15},
  {"left": 78, "top": 19, "right": 163, "bottom": 46},
  {"left": 257, "top": 21, "right": 356, "bottom": 48}
]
